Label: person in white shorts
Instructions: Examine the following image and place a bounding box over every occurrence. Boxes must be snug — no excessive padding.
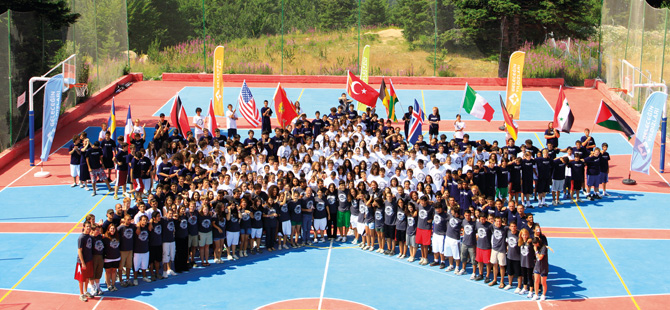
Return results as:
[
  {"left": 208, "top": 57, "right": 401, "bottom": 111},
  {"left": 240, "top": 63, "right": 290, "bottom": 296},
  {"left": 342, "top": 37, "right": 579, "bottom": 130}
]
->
[{"left": 443, "top": 206, "right": 462, "bottom": 272}]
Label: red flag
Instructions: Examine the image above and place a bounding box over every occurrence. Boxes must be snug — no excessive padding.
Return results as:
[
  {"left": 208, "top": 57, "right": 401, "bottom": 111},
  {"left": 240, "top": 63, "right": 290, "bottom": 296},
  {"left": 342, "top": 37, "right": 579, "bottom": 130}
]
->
[
  {"left": 273, "top": 83, "right": 298, "bottom": 129},
  {"left": 170, "top": 94, "right": 191, "bottom": 136},
  {"left": 207, "top": 99, "right": 218, "bottom": 134},
  {"left": 346, "top": 71, "right": 379, "bottom": 108}
]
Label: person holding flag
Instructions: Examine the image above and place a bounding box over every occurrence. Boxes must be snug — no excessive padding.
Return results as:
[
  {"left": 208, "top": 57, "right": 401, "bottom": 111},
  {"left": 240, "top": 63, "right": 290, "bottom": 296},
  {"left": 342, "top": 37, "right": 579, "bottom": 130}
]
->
[
  {"left": 153, "top": 113, "right": 170, "bottom": 147},
  {"left": 225, "top": 104, "right": 238, "bottom": 138},
  {"left": 407, "top": 99, "right": 425, "bottom": 145}
]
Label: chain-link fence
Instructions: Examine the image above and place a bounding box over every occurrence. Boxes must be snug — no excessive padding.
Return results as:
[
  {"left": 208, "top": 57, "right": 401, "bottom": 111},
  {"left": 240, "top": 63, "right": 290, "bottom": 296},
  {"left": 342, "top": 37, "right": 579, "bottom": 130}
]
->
[
  {"left": 0, "top": 1, "right": 128, "bottom": 153},
  {"left": 601, "top": 0, "right": 670, "bottom": 109}
]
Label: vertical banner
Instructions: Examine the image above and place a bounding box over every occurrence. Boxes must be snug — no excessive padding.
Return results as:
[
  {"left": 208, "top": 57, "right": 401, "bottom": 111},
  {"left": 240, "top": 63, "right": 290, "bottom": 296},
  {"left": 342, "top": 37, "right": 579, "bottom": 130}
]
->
[
  {"left": 40, "top": 74, "right": 64, "bottom": 162},
  {"left": 213, "top": 45, "right": 225, "bottom": 116},
  {"left": 630, "top": 91, "right": 667, "bottom": 174},
  {"left": 357, "top": 45, "right": 371, "bottom": 112},
  {"left": 505, "top": 51, "right": 525, "bottom": 120}
]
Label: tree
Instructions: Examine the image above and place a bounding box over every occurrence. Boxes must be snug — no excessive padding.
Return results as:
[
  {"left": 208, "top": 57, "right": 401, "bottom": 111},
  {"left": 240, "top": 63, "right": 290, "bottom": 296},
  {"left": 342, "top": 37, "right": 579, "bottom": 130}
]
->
[
  {"left": 318, "top": 0, "right": 357, "bottom": 30},
  {"left": 362, "top": 0, "right": 388, "bottom": 26},
  {"left": 1, "top": 0, "right": 79, "bottom": 29},
  {"left": 394, "top": 0, "right": 433, "bottom": 43},
  {"left": 451, "top": 0, "right": 599, "bottom": 77}
]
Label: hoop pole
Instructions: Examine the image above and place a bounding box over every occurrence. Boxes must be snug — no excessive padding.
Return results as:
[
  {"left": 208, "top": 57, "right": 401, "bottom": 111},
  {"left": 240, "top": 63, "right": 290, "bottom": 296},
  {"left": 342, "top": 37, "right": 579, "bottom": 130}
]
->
[
  {"left": 661, "top": 98, "right": 667, "bottom": 173},
  {"left": 28, "top": 76, "right": 51, "bottom": 166}
]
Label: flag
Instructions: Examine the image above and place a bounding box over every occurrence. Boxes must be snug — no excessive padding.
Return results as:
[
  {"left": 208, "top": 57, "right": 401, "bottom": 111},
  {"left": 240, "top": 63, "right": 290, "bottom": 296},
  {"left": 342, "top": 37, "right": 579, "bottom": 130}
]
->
[
  {"left": 346, "top": 71, "right": 379, "bottom": 109},
  {"left": 407, "top": 99, "right": 424, "bottom": 144},
  {"left": 553, "top": 86, "right": 574, "bottom": 133},
  {"left": 357, "top": 45, "right": 371, "bottom": 112},
  {"left": 40, "top": 74, "right": 64, "bottom": 162},
  {"left": 379, "top": 79, "right": 391, "bottom": 119},
  {"left": 273, "top": 83, "right": 298, "bottom": 129},
  {"left": 108, "top": 98, "right": 117, "bottom": 139},
  {"left": 500, "top": 94, "right": 518, "bottom": 141},
  {"left": 505, "top": 51, "right": 525, "bottom": 119},
  {"left": 462, "top": 83, "right": 495, "bottom": 122},
  {"left": 388, "top": 79, "right": 399, "bottom": 121},
  {"left": 207, "top": 99, "right": 219, "bottom": 135},
  {"left": 170, "top": 94, "right": 191, "bottom": 136},
  {"left": 212, "top": 46, "right": 225, "bottom": 116},
  {"left": 238, "top": 80, "right": 261, "bottom": 128},
  {"left": 594, "top": 100, "right": 634, "bottom": 139},
  {"left": 631, "top": 92, "right": 666, "bottom": 174},
  {"left": 17, "top": 91, "right": 26, "bottom": 108},
  {"left": 124, "top": 104, "right": 133, "bottom": 143}
]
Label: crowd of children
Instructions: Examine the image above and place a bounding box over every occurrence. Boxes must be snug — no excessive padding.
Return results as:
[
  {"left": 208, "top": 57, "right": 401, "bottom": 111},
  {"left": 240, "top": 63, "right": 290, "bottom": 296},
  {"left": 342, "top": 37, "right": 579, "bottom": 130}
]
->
[{"left": 74, "top": 100, "right": 612, "bottom": 302}]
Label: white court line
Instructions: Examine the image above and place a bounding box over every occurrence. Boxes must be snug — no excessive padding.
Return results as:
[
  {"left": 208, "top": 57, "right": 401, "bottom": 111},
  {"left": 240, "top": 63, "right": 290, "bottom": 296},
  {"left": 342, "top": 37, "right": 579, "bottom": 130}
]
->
[
  {"left": 0, "top": 126, "right": 93, "bottom": 194},
  {"left": 92, "top": 296, "right": 105, "bottom": 310},
  {"left": 317, "top": 239, "right": 334, "bottom": 310},
  {"left": 0, "top": 288, "right": 158, "bottom": 309},
  {"left": 536, "top": 300, "right": 543, "bottom": 310}
]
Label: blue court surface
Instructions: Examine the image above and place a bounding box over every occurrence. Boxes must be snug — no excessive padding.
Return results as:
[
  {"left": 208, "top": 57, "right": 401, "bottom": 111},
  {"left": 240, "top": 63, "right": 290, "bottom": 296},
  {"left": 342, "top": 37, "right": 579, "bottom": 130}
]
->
[{"left": 153, "top": 86, "right": 554, "bottom": 121}]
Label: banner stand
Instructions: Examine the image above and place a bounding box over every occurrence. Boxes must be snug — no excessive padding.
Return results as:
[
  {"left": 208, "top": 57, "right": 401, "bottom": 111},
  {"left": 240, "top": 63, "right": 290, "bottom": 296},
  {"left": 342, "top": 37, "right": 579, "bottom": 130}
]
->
[
  {"left": 622, "top": 171, "right": 636, "bottom": 185},
  {"left": 34, "top": 162, "right": 51, "bottom": 178}
]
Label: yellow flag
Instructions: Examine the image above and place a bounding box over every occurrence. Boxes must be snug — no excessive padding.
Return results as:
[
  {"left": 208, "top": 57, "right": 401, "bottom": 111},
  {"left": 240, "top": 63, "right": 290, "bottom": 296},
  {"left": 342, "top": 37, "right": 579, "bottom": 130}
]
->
[
  {"left": 213, "top": 46, "right": 225, "bottom": 116},
  {"left": 505, "top": 51, "right": 525, "bottom": 120},
  {"left": 357, "top": 45, "right": 371, "bottom": 112}
]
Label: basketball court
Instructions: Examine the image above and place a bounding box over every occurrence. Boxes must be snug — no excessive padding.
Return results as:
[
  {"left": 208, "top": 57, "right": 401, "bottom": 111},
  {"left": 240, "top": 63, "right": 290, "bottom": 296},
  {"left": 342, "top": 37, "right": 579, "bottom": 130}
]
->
[{"left": 0, "top": 65, "right": 668, "bottom": 310}]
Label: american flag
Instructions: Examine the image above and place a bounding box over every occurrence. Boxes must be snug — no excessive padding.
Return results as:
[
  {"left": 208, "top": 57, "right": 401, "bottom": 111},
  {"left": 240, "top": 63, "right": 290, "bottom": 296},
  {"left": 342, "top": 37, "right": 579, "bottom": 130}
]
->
[
  {"left": 407, "top": 99, "right": 424, "bottom": 144},
  {"left": 238, "top": 80, "right": 261, "bottom": 128}
]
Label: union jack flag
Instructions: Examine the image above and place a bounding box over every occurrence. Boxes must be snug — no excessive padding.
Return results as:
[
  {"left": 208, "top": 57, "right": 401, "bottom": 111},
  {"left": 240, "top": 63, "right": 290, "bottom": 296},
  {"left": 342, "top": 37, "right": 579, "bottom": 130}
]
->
[
  {"left": 407, "top": 99, "right": 424, "bottom": 144},
  {"left": 238, "top": 80, "right": 261, "bottom": 128}
]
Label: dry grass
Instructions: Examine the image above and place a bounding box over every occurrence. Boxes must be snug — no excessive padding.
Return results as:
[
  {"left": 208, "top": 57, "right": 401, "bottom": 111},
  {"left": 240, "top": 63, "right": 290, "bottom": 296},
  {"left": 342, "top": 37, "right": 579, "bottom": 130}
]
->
[{"left": 133, "top": 27, "right": 497, "bottom": 79}]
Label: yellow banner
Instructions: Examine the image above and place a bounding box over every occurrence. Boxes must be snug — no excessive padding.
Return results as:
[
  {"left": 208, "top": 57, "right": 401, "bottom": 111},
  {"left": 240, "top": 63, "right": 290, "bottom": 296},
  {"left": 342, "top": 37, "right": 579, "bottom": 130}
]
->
[
  {"left": 357, "top": 45, "right": 371, "bottom": 112},
  {"left": 505, "top": 51, "right": 525, "bottom": 120},
  {"left": 213, "top": 46, "right": 225, "bottom": 116}
]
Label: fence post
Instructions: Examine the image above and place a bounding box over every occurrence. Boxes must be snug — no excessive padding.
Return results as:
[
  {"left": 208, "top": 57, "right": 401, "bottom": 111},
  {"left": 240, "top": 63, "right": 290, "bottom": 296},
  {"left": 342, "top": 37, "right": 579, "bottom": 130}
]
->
[
  {"left": 202, "top": 0, "right": 206, "bottom": 71},
  {"left": 8, "top": 10, "right": 12, "bottom": 145},
  {"left": 281, "top": 0, "right": 284, "bottom": 75},
  {"left": 434, "top": 0, "right": 437, "bottom": 76},
  {"left": 358, "top": 0, "right": 361, "bottom": 73}
]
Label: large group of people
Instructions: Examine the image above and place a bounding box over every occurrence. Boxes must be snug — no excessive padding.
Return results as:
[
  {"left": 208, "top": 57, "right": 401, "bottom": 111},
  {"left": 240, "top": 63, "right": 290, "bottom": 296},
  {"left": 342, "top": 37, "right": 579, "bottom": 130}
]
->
[{"left": 73, "top": 94, "right": 612, "bottom": 303}]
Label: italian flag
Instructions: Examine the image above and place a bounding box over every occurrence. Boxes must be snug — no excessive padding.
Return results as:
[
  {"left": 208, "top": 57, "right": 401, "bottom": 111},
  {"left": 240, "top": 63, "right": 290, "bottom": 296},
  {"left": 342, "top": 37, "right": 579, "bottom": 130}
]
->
[
  {"left": 595, "top": 100, "right": 635, "bottom": 138},
  {"left": 462, "top": 83, "right": 494, "bottom": 122}
]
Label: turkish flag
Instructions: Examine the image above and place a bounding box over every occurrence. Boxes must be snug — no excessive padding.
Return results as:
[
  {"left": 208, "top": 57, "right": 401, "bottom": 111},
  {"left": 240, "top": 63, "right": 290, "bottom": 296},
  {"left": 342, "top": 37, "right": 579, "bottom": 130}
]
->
[
  {"left": 170, "top": 94, "right": 191, "bottom": 136},
  {"left": 347, "top": 71, "right": 379, "bottom": 108},
  {"left": 273, "top": 83, "right": 298, "bottom": 129}
]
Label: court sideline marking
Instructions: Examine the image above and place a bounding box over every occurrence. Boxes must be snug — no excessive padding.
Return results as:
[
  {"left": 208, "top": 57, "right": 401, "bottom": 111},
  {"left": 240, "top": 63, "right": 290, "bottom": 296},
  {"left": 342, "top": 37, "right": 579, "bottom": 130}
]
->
[
  {"left": 573, "top": 199, "right": 640, "bottom": 310},
  {"left": 317, "top": 239, "right": 334, "bottom": 310},
  {"left": 92, "top": 296, "right": 105, "bottom": 310},
  {"left": 0, "top": 192, "right": 110, "bottom": 304}
]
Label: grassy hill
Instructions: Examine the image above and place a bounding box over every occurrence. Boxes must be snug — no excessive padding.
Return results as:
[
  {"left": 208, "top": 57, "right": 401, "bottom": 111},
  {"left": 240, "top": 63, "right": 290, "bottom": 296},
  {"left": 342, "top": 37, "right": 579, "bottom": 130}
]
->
[{"left": 132, "top": 27, "right": 498, "bottom": 79}]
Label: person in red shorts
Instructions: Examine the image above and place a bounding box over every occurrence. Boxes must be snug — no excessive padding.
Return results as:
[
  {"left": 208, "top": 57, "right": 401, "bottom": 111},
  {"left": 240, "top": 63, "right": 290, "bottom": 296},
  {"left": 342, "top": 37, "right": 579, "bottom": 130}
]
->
[
  {"left": 75, "top": 221, "right": 93, "bottom": 302},
  {"left": 415, "top": 196, "right": 434, "bottom": 265},
  {"left": 474, "top": 213, "right": 493, "bottom": 282}
]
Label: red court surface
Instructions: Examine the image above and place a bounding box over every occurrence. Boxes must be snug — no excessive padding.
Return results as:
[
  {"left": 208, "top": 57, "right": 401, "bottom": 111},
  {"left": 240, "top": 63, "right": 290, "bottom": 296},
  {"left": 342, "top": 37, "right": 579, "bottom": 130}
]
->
[
  {"left": 0, "top": 289, "right": 156, "bottom": 310},
  {"left": 484, "top": 294, "right": 670, "bottom": 310}
]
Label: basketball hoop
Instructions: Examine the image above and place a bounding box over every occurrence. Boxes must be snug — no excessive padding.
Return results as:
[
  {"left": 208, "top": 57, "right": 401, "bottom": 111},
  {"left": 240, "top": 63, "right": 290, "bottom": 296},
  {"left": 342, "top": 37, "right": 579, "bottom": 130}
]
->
[
  {"left": 71, "top": 83, "right": 88, "bottom": 97},
  {"left": 609, "top": 87, "right": 628, "bottom": 95}
]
